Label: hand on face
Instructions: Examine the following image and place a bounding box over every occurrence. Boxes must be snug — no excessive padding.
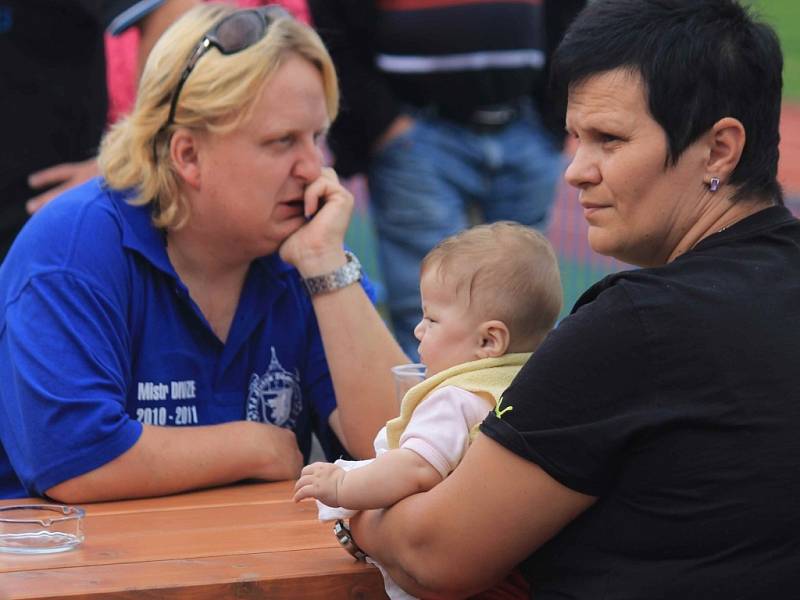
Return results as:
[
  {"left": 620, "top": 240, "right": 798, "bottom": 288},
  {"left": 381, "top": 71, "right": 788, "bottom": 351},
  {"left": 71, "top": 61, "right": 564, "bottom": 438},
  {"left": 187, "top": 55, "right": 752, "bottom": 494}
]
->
[
  {"left": 293, "top": 461, "right": 347, "bottom": 507},
  {"left": 279, "top": 167, "right": 354, "bottom": 276}
]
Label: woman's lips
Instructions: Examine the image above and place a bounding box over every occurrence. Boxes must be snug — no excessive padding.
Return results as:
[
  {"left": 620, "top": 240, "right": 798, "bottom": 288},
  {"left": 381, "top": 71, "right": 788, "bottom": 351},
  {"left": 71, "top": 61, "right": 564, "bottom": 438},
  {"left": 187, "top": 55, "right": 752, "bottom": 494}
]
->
[
  {"left": 581, "top": 202, "right": 610, "bottom": 220},
  {"left": 278, "top": 199, "right": 305, "bottom": 218}
]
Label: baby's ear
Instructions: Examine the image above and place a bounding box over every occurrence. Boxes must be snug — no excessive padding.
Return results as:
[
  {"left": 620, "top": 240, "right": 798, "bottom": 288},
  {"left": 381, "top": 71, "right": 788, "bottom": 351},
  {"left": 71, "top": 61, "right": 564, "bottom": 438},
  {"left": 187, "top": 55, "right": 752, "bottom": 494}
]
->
[{"left": 476, "top": 320, "right": 510, "bottom": 358}]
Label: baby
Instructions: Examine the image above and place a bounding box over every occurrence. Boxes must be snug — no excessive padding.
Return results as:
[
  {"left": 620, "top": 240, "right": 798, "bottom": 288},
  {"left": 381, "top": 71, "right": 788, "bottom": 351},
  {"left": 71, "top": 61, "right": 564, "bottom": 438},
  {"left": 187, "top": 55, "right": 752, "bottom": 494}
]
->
[{"left": 293, "top": 221, "right": 562, "bottom": 599}]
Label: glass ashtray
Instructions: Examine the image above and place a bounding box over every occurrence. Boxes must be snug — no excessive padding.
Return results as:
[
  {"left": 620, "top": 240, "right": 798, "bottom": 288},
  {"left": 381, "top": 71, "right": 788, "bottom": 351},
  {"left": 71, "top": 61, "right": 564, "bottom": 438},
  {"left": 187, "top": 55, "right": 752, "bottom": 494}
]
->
[{"left": 0, "top": 504, "right": 85, "bottom": 554}]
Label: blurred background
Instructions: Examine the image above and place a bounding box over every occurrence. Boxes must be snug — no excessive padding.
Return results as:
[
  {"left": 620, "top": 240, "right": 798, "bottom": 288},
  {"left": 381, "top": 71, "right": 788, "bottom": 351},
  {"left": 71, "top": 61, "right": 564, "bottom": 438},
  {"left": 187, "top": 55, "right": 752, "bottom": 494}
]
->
[{"left": 343, "top": 0, "right": 800, "bottom": 320}]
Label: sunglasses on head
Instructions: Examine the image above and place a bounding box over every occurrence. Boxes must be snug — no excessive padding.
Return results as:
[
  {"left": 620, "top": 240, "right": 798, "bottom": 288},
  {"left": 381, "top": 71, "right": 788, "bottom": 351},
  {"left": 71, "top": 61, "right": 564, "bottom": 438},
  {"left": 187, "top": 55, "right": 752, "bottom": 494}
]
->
[{"left": 162, "top": 5, "right": 290, "bottom": 130}]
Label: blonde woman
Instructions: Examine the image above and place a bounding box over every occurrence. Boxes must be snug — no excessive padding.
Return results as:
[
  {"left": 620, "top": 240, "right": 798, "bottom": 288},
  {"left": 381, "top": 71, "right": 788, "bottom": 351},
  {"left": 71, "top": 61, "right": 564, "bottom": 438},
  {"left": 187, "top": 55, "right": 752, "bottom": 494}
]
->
[{"left": 0, "top": 4, "right": 405, "bottom": 502}]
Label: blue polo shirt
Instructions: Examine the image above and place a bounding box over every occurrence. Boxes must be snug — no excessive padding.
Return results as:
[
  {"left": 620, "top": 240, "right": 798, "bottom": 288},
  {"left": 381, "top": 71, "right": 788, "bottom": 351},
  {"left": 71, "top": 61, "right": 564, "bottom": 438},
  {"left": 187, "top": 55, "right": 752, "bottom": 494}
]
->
[{"left": 0, "top": 179, "right": 374, "bottom": 498}]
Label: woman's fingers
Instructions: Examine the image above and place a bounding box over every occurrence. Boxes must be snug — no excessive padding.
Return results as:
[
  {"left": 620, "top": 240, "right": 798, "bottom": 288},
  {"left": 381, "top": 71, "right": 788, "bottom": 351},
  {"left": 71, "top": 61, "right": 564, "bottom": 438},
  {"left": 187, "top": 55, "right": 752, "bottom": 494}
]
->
[
  {"left": 302, "top": 167, "right": 352, "bottom": 220},
  {"left": 280, "top": 168, "right": 354, "bottom": 270}
]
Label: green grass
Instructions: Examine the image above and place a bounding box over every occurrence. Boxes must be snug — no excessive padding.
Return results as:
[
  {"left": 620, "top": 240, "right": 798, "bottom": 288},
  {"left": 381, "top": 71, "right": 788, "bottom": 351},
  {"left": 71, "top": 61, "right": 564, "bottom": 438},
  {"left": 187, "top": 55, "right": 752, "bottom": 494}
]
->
[{"left": 750, "top": 0, "right": 800, "bottom": 99}]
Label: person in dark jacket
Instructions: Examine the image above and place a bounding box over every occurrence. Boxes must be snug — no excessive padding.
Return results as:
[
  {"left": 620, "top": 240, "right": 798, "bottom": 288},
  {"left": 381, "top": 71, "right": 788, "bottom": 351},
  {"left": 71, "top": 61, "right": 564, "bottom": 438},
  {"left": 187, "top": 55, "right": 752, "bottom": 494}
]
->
[
  {"left": 0, "top": 0, "right": 198, "bottom": 260},
  {"left": 309, "top": 0, "right": 585, "bottom": 357}
]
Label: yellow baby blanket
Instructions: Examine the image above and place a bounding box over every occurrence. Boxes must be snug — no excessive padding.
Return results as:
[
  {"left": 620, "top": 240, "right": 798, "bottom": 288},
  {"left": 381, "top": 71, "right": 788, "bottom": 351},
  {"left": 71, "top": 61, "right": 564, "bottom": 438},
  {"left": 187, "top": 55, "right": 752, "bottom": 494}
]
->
[{"left": 385, "top": 352, "right": 531, "bottom": 449}]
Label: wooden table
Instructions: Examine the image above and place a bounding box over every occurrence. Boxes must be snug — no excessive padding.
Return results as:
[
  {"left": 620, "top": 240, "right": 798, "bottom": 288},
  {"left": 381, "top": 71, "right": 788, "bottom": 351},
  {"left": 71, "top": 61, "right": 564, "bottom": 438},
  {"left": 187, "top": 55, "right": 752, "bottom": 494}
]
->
[{"left": 0, "top": 482, "right": 386, "bottom": 599}]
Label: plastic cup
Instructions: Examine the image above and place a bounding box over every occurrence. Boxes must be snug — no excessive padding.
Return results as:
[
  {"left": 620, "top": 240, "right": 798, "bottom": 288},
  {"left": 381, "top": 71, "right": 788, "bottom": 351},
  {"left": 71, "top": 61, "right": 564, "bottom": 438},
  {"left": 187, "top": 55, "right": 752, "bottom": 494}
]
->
[
  {"left": 0, "top": 504, "right": 85, "bottom": 554},
  {"left": 391, "top": 363, "right": 427, "bottom": 405}
]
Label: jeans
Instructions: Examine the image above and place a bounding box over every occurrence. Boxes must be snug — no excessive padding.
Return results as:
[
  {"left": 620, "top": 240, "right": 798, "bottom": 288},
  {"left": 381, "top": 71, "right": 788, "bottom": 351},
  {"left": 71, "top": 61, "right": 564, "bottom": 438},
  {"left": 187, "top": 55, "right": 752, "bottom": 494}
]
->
[{"left": 368, "top": 104, "right": 564, "bottom": 358}]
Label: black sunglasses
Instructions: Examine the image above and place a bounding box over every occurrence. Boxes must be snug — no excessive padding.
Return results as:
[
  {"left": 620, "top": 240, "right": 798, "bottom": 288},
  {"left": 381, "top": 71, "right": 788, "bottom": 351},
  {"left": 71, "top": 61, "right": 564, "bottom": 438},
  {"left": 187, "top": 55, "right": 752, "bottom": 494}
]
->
[{"left": 162, "top": 5, "right": 290, "bottom": 129}]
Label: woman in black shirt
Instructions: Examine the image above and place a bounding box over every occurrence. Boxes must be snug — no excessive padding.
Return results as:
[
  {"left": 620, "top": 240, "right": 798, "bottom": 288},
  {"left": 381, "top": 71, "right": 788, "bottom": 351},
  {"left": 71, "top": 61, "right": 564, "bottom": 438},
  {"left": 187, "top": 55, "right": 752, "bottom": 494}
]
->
[{"left": 350, "top": 1, "right": 800, "bottom": 598}]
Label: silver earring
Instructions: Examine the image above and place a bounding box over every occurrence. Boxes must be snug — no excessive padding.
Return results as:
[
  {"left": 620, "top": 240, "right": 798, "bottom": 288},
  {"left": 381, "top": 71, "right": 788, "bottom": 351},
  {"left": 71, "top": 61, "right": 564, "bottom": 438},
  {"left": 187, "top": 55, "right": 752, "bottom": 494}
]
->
[{"left": 709, "top": 177, "right": 720, "bottom": 192}]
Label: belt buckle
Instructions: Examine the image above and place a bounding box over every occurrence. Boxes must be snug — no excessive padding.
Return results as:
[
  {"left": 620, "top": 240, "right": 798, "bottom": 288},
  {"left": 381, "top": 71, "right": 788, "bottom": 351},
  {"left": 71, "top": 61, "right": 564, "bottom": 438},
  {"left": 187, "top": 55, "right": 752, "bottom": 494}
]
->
[{"left": 469, "top": 105, "right": 518, "bottom": 129}]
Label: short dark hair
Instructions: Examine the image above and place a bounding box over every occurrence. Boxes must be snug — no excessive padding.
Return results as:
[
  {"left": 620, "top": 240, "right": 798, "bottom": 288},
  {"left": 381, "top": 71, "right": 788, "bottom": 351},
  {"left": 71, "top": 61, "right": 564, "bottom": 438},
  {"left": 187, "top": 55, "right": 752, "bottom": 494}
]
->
[{"left": 551, "top": 0, "right": 783, "bottom": 204}]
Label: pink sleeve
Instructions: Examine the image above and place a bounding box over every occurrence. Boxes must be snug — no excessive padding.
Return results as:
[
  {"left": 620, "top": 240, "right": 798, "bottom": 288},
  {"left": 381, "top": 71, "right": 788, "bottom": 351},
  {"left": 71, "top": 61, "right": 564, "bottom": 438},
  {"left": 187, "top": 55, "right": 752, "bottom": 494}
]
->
[
  {"left": 105, "top": 29, "right": 139, "bottom": 125},
  {"left": 398, "top": 386, "right": 493, "bottom": 479}
]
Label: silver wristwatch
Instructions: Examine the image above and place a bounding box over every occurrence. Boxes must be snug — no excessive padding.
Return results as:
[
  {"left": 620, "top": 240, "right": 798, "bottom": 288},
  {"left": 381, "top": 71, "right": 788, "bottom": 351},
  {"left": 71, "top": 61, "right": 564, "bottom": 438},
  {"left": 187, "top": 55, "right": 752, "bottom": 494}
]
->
[
  {"left": 333, "top": 519, "right": 367, "bottom": 561},
  {"left": 303, "top": 251, "right": 362, "bottom": 296}
]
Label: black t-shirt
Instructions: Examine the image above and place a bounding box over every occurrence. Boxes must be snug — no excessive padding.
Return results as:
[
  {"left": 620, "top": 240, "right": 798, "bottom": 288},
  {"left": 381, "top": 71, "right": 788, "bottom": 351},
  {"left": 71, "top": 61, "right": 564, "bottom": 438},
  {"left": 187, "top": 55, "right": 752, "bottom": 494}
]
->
[
  {"left": 0, "top": 0, "right": 143, "bottom": 247},
  {"left": 482, "top": 206, "right": 800, "bottom": 599}
]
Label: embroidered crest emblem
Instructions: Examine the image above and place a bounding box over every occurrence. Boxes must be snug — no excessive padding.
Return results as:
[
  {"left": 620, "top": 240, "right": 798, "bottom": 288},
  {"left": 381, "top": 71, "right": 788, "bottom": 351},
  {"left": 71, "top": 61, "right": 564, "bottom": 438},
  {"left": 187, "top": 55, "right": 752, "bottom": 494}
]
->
[{"left": 247, "top": 347, "right": 302, "bottom": 427}]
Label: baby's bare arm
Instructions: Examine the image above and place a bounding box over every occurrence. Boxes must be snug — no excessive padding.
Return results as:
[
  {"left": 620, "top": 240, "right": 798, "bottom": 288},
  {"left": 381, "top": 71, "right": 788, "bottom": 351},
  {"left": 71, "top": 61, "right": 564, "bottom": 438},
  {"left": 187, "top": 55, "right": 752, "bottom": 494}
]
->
[{"left": 294, "top": 449, "right": 443, "bottom": 510}]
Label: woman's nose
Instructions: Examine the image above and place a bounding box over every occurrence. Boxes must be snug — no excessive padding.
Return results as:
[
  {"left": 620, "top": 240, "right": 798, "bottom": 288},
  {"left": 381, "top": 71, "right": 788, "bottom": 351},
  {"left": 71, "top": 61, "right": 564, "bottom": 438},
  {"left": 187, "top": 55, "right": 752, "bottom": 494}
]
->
[
  {"left": 292, "top": 138, "right": 323, "bottom": 182},
  {"left": 564, "top": 144, "right": 601, "bottom": 189}
]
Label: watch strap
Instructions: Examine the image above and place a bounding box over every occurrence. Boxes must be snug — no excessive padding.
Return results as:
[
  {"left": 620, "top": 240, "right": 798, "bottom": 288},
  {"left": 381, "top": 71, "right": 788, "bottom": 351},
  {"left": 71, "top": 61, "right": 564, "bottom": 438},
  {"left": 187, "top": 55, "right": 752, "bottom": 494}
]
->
[
  {"left": 303, "top": 251, "right": 362, "bottom": 296},
  {"left": 333, "top": 519, "right": 368, "bottom": 561}
]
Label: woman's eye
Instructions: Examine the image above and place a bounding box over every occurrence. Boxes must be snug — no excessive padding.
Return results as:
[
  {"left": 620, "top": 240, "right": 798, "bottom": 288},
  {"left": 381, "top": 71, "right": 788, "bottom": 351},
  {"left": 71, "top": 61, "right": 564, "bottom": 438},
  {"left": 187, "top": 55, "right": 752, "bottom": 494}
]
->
[{"left": 263, "top": 135, "right": 293, "bottom": 148}]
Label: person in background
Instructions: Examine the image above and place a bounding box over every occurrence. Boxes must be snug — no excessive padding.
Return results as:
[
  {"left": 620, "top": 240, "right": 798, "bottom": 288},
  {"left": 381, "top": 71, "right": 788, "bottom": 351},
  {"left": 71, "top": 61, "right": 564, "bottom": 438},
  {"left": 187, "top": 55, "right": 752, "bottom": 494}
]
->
[
  {"left": 106, "top": 0, "right": 310, "bottom": 124},
  {"left": 0, "top": 0, "right": 200, "bottom": 259},
  {"left": 0, "top": 5, "right": 406, "bottom": 501},
  {"left": 346, "top": 1, "right": 800, "bottom": 598},
  {"left": 308, "top": 0, "right": 584, "bottom": 358},
  {"left": 294, "top": 222, "right": 562, "bottom": 599}
]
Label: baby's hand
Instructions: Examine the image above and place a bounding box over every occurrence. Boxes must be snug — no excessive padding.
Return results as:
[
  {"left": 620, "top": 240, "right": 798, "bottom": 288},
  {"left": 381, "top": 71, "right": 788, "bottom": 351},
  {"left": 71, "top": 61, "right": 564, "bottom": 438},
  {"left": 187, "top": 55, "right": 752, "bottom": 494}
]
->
[{"left": 293, "top": 461, "right": 347, "bottom": 506}]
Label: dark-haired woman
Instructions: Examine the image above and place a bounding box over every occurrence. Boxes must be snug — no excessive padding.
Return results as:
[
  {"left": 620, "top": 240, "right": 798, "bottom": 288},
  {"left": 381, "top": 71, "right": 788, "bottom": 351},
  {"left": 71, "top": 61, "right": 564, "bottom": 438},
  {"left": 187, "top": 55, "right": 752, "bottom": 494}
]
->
[{"left": 350, "top": 1, "right": 800, "bottom": 598}]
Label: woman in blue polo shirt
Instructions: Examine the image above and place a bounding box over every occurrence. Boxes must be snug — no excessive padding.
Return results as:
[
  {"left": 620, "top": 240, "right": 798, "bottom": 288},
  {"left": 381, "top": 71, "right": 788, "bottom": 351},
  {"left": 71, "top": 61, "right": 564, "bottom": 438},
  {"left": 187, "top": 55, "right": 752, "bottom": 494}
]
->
[{"left": 0, "top": 5, "right": 407, "bottom": 501}]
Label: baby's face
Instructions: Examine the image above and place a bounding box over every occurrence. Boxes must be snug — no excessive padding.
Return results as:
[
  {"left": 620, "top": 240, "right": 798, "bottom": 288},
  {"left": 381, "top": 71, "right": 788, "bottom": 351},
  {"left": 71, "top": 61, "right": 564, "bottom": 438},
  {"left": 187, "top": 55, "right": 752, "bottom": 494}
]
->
[{"left": 414, "top": 269, "right": 485, "bottom": 376}]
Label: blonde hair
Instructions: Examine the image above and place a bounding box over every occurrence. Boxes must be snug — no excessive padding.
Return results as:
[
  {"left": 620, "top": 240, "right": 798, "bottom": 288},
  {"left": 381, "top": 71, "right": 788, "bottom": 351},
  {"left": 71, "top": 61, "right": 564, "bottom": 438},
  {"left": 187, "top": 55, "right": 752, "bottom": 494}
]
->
[
  {"left": 421, "top": 222, "right": 563, "bottom": 352},
  {"left": 98, "top": 4, "right": 338, "bottom": 229}
]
